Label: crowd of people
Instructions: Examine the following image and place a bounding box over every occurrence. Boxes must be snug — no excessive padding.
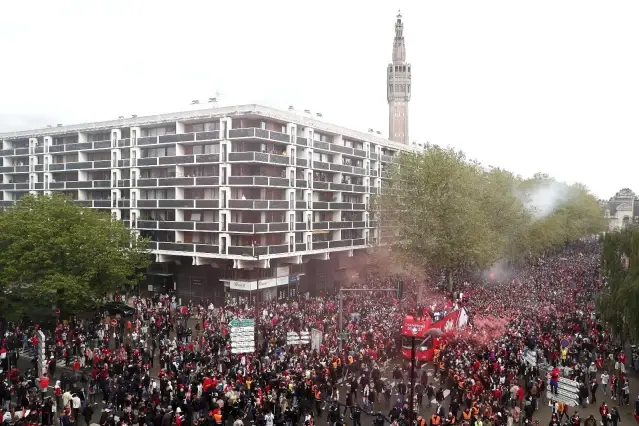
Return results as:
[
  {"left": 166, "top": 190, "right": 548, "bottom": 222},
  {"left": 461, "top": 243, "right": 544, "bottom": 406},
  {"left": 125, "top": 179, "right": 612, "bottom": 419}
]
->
[{"left": 0, "top": 241, "right": 633, "bottom": 426}]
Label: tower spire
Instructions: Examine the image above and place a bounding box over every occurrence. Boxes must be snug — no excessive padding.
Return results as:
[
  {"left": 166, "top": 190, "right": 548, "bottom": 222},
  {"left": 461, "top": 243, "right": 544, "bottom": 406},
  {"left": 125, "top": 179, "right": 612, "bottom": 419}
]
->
[
  {"left": 387, "top": 11, "right": 411, "bottom": 145},
  {"left": 393, "top": 10, "right": 405, "bottom": 63}
]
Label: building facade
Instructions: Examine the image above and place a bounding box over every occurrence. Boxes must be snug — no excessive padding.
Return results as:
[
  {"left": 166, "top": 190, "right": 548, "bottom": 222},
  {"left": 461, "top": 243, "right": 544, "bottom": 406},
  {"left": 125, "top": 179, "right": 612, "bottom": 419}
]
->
[
  {"left": 387, "top": 11, "right": 411, "bottom": 145},
  {"left": 602, "top": 188, "right": 639, "bottom": 230},
  {"left": 0, "top": 105, "right": 405, "bottom": 304}
]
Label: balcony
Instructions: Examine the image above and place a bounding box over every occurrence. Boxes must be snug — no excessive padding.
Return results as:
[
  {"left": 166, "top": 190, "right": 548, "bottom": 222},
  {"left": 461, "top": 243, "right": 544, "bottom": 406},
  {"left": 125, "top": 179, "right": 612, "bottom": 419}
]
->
[
  {"left": 157, "top": 242, "right": 195, "bottom": 252},
  {"left": 226, "top": 244, "right": 290, "bottom": 256},
  {"left": 65, "top": 162, "right": 93, "bottom": 170},
  {"left": 66, "top": 181, "right": 92, "bottom": 189},
  {"left": 158, "top": 155, "right": 195, "bottom": 166},
  {"left": 227, "top": 176, "right": 286, "bottom": 187},
  {"left": 296, "top": 137, "right": 308, "bottom": 147},
  {"left": 158, "top": 221, "right": 195, "bottom": 230},
  {"left": 330, "top": 163, "right": 352, "bottom": 173},
  {"left": 329, "top": 202, "right": 351, "bottom": 210},
  {"left": 330, "top": 240, "right": 353, "bottom": 249},
  {"left": 138, "top": 158, "right": 158, "bottom": 167},
  {"left": 93, "top": 200, "right": 111, "bottom": 208},
  {"left": 158, "top": 199, "right": 195, "bottom": 208},
  {"left": 195, "top": 131, "right": 221, "bottom": 141},
  {"left": 91, "top": 180, "right": 111, "bottom": 188},
  {"left": 137, "top": 199, "right": 157, "bottom": 208},
  {"left": 195, "top": 222, "right": 220, "bottom": 231},
  {"left": 195, "top": 176, "right": 219, "bottom": 186},
  {"left": 158, "top": 177, "right": 195, "bottom": 187},
  {"left": 195, "top": 154, "right": 220, "bottom": 164},
  {"left": 227, "top": 223, "right": 255, "bottom": 233},
  {"left": 137, "top": 220, "right": 158, "bottom": 229},
  {"left": 228, "top": 128, "right": 256, "bottom": 138},
  {"left": 314, "top": 161, "right": 329, "bottom": 171},
  {"left": 312, "top": 241, "right": 329, "bottom": 250},
  {"left": 195, "top": 199, "right": 219, "bottom": 208},
  {"left": 196, "top": 244, "right": 220, "bottom": 254},
  {"left": 330, "top": 183, "right": 351, "bottom": 191},
  {"left": 227, "top": 151, "right": 292, "bottom": 166},
  {"left": 227, "top": 199, "right": 269, "bottom": 209},
  {"left": 158, "top": 133, "right": 195, "bottom": 144}
]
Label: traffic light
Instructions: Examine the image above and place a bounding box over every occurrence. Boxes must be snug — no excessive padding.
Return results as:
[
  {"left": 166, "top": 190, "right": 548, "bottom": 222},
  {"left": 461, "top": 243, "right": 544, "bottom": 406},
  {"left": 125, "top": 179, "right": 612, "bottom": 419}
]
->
[{"left": 396, "top": 280, "right": 404, "bottom": 299}]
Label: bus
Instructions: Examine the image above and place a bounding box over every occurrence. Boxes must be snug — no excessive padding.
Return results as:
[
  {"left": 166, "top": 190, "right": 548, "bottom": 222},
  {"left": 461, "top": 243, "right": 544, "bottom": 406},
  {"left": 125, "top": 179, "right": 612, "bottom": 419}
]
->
[{"left": 400, "top": 308, "right": 468, "bottom": 362}]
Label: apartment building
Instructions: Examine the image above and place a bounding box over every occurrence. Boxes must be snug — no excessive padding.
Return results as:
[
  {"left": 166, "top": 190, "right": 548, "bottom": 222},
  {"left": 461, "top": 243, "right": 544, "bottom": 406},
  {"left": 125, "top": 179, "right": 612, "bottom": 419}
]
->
[{"left": 0, "top": 105, "right": 405, "bottom": 304}]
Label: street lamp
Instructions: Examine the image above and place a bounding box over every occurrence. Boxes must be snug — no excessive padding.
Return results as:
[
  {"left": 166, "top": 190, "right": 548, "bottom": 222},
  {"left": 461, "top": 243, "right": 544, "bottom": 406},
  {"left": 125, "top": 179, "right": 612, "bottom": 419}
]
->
[
  {"left": 402, "top": 327, "right": 418, "bottom": 426},
  {"left": 252, "top": 233, "right": 261, "bottom": 348}
]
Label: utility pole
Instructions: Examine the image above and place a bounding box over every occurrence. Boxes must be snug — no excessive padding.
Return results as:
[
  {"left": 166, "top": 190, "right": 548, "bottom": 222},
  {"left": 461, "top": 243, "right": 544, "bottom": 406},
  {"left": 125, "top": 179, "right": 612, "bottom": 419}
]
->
[
  {"left": 409, "top": 335, "right": 416, "bottom": 425},
  {"left": 253, "top": 233, "right": 261, "bottom": 349}
]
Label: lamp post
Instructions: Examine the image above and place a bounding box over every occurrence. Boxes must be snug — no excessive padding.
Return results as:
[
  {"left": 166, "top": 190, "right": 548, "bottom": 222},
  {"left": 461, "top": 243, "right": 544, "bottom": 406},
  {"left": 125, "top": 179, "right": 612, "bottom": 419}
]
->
[
  {"left": 252, "top": 233, "right": 261, "bottom": 349},
  {"left": 405, "top": 328, "right": 418, "bottom": 426}
]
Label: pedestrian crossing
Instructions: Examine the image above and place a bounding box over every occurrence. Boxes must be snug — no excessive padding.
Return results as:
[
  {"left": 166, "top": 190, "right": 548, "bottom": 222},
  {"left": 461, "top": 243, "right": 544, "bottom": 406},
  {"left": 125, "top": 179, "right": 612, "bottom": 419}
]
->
[{"left": 14, "top": 348, "right": 79, "bottom": 369}]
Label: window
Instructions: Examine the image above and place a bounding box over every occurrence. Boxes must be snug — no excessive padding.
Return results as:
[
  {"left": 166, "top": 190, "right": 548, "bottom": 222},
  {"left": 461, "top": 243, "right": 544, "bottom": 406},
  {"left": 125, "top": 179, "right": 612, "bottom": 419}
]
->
[
  {"left": 141, "top": 147, "right": 176, "bottom": 158},
  {"left": 141, "top": 126, "right": 176, "bottom": 137}
]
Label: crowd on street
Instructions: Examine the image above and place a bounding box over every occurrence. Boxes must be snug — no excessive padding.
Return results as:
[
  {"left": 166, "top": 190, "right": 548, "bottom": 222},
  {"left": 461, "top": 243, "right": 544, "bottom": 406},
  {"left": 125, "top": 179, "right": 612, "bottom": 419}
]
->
[{"left": 0, "top": 241, "right": 634, "bottom": 426}]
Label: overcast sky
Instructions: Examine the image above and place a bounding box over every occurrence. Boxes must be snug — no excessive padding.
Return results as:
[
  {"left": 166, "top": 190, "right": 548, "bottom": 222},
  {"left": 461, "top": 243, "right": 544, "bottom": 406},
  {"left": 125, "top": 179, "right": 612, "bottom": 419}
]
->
[{"left": 1, "top": 1, "right": 637, "bottom": 199}]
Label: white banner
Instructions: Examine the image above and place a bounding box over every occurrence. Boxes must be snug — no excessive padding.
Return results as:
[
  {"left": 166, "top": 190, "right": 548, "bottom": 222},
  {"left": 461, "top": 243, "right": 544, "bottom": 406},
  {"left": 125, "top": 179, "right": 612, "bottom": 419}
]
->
[
  {"left": 287, "top": 331, "right": 310, "bottom": 345},
  {"left": 311, "top": 329, "right": 323, "bottom": 351},
  {"left": 231, "top": 324, "right": 255, "bottom": 353},
  {"left": 457, "top": 307, "right": 469, "bottom": 328},
  {"left": 231, "top": 345, "right": 255, "bottom": 354},
  {"left": 231, "top": 326, "right": 255, "bottom": 333}
]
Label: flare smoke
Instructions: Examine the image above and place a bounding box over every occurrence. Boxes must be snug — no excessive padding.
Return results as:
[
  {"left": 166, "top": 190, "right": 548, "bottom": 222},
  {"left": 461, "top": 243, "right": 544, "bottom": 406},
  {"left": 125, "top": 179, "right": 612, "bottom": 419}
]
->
[{"left": 518, "top": 180, "right": 574, "bottom": 221}]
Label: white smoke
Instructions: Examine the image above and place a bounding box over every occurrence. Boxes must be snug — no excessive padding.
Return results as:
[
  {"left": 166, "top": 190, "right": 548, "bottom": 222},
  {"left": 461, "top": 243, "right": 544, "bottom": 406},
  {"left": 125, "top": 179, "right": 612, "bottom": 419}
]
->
[
  {"left": 517, "top": 180, "right": 574, "bottom": 220},
  {"left": 481, "top": 258, "right": 512, "bottom": 282}
]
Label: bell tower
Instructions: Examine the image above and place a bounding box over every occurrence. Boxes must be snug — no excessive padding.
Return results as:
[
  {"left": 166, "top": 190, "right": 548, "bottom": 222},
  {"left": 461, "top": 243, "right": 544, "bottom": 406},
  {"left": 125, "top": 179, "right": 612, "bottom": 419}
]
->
[{"left": 387, "top": 10, "right": 411, "bottom": 145}]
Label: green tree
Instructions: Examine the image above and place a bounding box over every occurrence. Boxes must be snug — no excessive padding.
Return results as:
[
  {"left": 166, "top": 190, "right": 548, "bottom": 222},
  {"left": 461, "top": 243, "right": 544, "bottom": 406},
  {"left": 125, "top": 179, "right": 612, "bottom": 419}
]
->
[
  {"left": 598, "top": 227, "right": 639, "bottom": 341},
  {"left": 375, "top": 145, "right": 606, "bottom": 290},
  {"left": 0, "top": 194, "right": 150, "bottom": 320},
  {"left": 376, "top": 145, "right": 512, "bottom": 290},
  {"left": 515, "top": 177, "right": 607, "bottom": 258}
]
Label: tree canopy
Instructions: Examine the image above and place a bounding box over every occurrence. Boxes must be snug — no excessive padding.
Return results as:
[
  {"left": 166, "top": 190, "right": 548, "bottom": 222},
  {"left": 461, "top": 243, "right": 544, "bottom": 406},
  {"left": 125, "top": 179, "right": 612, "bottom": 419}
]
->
[
  {"left": 598, "top": 227, "right": 639, "bottom": 341},
  {"left": 0, "top": 194, "right": 150, "bottom": 320},
  {"left": 375, "top": 144, "right": 606, "bottom": 287}
]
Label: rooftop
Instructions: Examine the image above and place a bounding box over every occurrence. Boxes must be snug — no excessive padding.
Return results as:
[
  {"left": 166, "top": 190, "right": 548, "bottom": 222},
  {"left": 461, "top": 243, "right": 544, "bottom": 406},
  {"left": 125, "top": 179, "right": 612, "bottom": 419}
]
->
[{"left": 0, "top": 104, "right": 409, "bottom": 152}]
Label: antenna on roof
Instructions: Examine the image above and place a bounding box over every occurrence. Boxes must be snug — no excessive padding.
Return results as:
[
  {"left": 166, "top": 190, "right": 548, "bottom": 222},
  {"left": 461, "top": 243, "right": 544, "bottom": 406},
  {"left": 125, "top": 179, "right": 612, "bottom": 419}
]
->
[{"left": 211, "top": 90, "right": 223, "bottom": 107}]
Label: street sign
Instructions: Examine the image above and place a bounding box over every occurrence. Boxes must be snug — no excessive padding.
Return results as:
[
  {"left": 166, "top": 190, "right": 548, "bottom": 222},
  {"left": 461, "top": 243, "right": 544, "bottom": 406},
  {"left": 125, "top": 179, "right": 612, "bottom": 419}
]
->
[
  {"left": 230, "top": 319, "right": 255, "bottom": 327},
  {"left": 339, "top": 332, "right": 349, "bottom": 341},
  {"left": 546, "top": 373, "right": 579, "bottom": 407},
  {"left": 230, "top": 318, "right": 255, "bottom": 354},
  {"left": 111, "top": 319, "right": 117, "bottom": 327},
  {"left": 286, "top": 331, "right": 310, "bottom": 345},
  {"left": 523, "top": 349, "right": 537, "bottom": 367}
]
